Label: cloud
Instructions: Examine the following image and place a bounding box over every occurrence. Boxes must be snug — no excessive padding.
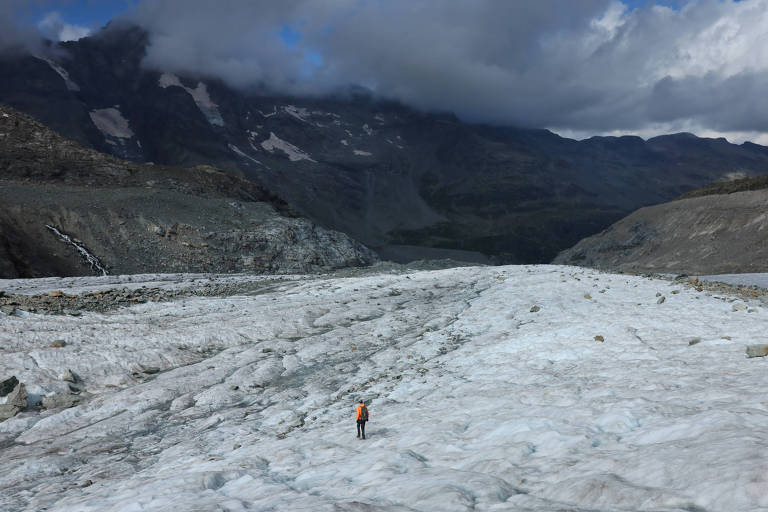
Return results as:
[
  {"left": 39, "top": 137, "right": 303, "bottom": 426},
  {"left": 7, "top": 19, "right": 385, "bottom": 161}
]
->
[
  {"left": 0, "top": 3, "right": 91, "bottom": 53},
  {"left": 38, "top": 11, "right": 91, "bottom": 42},
  {"left": 87, "top": 0, "right": 768, "bottom": 138},
  {"left": 0, "top": 1, "right": 44, "bottom": 54}
]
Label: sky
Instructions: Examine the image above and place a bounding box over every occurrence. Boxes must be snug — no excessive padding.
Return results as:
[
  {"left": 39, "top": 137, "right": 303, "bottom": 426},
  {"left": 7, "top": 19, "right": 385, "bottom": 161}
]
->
[{"left": 3, "top": 0, "right": 768, "bottom": 144}]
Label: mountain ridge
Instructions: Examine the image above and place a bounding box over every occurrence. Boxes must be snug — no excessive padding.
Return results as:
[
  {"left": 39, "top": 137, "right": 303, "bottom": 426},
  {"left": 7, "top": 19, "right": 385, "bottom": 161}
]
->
[{"left": 5, "top": 24, "right": 768, "bottom": 263}]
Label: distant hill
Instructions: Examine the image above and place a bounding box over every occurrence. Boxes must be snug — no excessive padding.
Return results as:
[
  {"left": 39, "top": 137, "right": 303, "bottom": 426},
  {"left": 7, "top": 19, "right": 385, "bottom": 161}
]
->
[
  {"left": 553, "top": 172, "right": 768, "bottom": 274},
  {"left": 678, "top": 165, "right": 768, "bottom": 199},
  {"left": 5, "top": 24, "right": 768, "bottom": 263},
  {"left": 0, "top": 105, "right": 376, "bottom": 278}
]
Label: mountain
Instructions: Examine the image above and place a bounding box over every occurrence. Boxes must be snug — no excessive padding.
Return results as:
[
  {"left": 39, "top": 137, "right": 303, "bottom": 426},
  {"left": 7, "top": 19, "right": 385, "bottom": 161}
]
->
[
  {"left": 553, "top": 173, "right": 768, "bottom": 274},
  {"left": 5, "top": 24, "right": 768, "bottom": 264},
  {"left": 0, "top": 104, "right": 376, "bottom": 278},
  {"left": 2, "top": 265, "right": 767, "bottom": 511}
]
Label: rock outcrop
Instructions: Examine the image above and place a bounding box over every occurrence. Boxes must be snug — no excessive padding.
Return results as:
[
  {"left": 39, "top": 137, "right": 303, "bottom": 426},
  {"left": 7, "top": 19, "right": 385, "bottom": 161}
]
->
[
  {"left": 0, "top": 376, "right": 18, "bottom": 397},
  {"left": 0, "top": 379, "right": 28, "bottom": 421},
  {"left": 42, "top": 393, "right": 80, "bottom": 410},
  {"left": 554, "top": 185, "right": 768, "bottom": 275},
  {"left": 0, "top": 105, "right": 377, "bottom": 278}
]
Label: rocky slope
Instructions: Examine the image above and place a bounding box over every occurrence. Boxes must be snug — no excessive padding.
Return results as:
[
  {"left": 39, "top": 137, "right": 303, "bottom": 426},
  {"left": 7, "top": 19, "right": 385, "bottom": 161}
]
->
[
  {"left": 553, "top": 174, "right": 768, "bottom": 274},
  {"left": 0, "top": 105, "right": 376, "bottom": 278},
  {"left": 5, "top": 24, "right": 768, "bottom": 263}
]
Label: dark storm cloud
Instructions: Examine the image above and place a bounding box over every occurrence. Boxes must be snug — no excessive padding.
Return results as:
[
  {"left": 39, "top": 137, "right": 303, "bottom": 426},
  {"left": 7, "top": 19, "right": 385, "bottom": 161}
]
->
[
  {"left": 647, "top": 71, "right": 768, "bottom": 133},
  {"left": 0, "top": 1, "right": 45, "bottom": 54},
  {"left": 127, "top": 0, "right": 616, "bottom": 124},
  {"left": 74, "top": 0, "right": 768, "bottom": 138}
]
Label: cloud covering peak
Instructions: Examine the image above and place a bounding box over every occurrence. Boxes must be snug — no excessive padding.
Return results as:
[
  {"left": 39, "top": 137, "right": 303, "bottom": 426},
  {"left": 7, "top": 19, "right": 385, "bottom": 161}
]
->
[
  {"left": 38, "top": 11, "right": 91, "bottom": 42},
  {"left": 125, "top": 0, "right": 768, "bottom": 139},
  {"left": 4, "top": 0, "right": 768, "bottom": 140}
]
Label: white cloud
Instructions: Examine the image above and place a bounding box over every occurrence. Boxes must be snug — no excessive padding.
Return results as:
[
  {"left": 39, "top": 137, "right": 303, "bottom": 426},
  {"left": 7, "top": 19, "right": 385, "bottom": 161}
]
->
[
  {"left": 38, "top": 11, "right": 91, "bottom": 42},
  {"left": 0, "top": 1, "right": 44, "bottom": 53}
]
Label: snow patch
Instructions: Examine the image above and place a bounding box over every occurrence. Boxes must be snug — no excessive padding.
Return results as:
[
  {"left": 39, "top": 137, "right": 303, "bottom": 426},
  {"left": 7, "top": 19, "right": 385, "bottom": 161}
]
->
[
  {"left": 362, "top": 123, "right": 374, "bottom": 136},
  {"left": 283, "top": 105, "right": 328, "bottom": 127},
  {"left": 158, "top": 73, "right": 224, "bottom": 127},
  {"left": 725, "top": 171, "right": 748, "bottom": 181},
  {"left": 89, "top": 108, "right": 134, "bottom": 139},
  {"left": 228, "top": 144, "right": 263, "bottom": 165},
  {"left": 283, "top": 105, "right": 312, "bottom": 124},
  {"left": 260, "top": 132, "right": 316, "bottom": 162},
  {"left": 158, "top": 72, "right": 183, "bottom": 88},
  {"left": 312, "top": 110, "right": 340, "bottom": 118},
  {"left": 353, "top": 149, "right": 373, "bottom": 156},
  {"left": 36, "top": 56, "right": 79, "bottom": 91},
  {"left": 340, "top": 139, "right": 348, "bottom": 146},
  {"left": 258, "top": 107, "right": 278, "bottom": 118}
]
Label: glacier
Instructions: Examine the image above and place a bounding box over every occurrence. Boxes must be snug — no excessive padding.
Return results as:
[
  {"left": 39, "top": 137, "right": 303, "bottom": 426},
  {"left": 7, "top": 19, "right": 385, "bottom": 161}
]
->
[{"left": 1, "top": 265, "right": 768, "bottom": 511}]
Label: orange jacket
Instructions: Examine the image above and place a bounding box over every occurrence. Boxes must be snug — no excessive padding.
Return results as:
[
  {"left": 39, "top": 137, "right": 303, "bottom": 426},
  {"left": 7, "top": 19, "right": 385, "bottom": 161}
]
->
[{"left": 356, "top": 403, "right": 369, "bottom": 421}]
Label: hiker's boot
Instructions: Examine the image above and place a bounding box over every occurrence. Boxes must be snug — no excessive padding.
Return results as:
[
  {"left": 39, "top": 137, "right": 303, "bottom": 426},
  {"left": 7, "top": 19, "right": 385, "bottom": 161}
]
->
[
  {"left": 357, "top": 433, "right": 360, "bottom": 438},
  {"left": 362, "top": 435, "right": 366, "bottom": 440}
]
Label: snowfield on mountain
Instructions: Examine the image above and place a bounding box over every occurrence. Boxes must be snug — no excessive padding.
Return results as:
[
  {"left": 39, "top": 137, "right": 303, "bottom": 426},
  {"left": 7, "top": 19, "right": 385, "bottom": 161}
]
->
[{"left": 1, "top": 265, "right": 768, "bottom": 511}]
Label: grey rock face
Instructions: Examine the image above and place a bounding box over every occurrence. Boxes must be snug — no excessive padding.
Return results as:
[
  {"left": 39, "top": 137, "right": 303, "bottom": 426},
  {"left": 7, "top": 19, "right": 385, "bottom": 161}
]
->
[
  {"left": 554, "top": 188, "right": 768, "bottom": 275},
  {"left": 0, "top": 404, "right": 20, "bottom": 421},
  {"left": 62, "top": 369, "right": 78, "bottom": 383},
  {"left": 0, "top": 106, "right": 377, "bottom": 278},
  {"left": 42, "top": 393, "right": 80, "bottom": 410},
  {"left": 6, "top": 383, "right": 27, "bottom": 408},
  {"left": 746, "top": 345, "right": 768, "bottom": 358}
]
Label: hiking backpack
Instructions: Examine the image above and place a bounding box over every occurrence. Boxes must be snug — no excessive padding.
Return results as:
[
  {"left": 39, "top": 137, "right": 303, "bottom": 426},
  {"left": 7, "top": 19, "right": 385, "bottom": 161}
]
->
[{"left": 359, "top": 404, "right": 368, "bottom": 421}]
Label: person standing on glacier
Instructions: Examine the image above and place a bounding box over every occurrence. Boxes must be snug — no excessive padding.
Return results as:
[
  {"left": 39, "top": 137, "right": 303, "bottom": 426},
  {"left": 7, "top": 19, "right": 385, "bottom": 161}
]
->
[{"left": 356, "top": 400, "right": 369, "bottom": 439}]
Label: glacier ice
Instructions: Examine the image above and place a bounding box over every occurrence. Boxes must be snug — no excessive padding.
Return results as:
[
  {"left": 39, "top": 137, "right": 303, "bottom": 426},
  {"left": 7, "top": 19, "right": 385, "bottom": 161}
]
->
[{"left": 1, "top": 265, "right": 768, "bottom": 511}]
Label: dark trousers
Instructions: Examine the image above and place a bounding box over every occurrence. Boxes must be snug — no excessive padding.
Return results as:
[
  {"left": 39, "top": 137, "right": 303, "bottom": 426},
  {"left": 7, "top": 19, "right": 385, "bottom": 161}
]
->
[{"left": 357, "top": 420, "right": 367, "bottom": 438}]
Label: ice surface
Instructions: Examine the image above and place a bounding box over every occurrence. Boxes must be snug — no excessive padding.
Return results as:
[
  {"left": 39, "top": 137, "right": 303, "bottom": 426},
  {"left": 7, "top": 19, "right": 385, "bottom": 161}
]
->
[
  {"left": 700, "top": 273, "right": 768, "bottom": 289},
  {"left": 2, "top": 265, "right": 768, "bottom": 511},
  {"left": 88, "top": 108, "right": 134, "bottom": 139},
  {"left": 0, "top": 272, "right": 297, "bottom": 296},
  {"left": 260, "top": 132, "right": 316, "bottom": 162},
  {"left": 158, "top": 73, "right": 224, "bottom": 127}
]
